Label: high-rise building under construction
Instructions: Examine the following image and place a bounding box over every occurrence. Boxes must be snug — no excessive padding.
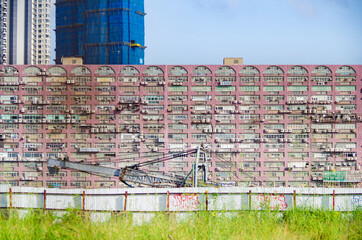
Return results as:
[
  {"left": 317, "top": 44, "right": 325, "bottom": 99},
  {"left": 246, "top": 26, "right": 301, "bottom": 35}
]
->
[{"left": 55, "top": 0, "right": 145, "bottom": 65}]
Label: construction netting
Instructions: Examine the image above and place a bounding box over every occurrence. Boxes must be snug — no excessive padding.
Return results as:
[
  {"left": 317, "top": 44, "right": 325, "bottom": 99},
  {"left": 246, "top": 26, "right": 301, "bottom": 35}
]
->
[{"left": 56, "top": 0, "right": 145, "bottom": 64}]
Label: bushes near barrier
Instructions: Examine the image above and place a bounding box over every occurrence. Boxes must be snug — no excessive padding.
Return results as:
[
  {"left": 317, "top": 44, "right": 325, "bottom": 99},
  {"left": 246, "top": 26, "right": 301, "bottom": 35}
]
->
[{"left": 0, "top": 208, "right": 360, "bottom": 240}]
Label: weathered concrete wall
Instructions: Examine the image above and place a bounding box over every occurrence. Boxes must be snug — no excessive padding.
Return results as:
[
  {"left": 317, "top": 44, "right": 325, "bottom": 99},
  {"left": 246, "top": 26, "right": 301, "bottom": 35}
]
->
[{"left": 0, "top": 185, "right": 361, "bottom": 213}]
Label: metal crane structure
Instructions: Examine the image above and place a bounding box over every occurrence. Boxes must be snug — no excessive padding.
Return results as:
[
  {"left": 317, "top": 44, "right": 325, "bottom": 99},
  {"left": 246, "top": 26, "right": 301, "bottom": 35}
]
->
[{"left": 47, "top": 147, "right": 209, "bottom": 188}]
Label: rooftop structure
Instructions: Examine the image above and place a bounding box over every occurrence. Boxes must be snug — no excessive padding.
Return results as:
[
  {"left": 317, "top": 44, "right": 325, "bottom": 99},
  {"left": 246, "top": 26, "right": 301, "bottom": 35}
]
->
[
  {"left": 223, "top": 58, "right": 243, "bottom": 65},
  {"left": 0, "top": 64, "right": 361, "bottom": 188},
  {"left": 55, "top": 0, "right": 145, "bottom": 65},
  {"left": 0, "top": 0, "right": 51, "bottom": 65}
]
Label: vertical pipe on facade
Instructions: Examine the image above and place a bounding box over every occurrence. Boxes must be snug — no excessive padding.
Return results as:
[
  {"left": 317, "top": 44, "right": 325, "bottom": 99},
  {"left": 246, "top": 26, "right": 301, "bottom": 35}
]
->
[{"left": 332, "top": 190, "right": 335, "bottom": 211}]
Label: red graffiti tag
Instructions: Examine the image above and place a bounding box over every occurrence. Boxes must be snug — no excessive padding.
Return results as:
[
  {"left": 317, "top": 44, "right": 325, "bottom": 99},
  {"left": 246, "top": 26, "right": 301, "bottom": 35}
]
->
[
  {"left": 172, "top": 194, "right": 200, "bottom": 211},
  {"left": 257, "top": 194, "right": 288, "bottom": 210}
]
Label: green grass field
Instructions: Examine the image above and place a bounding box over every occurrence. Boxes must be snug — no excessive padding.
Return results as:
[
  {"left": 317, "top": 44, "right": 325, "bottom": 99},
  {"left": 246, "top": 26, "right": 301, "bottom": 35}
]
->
[{"left": 0, "top": 209, "right": 360, "bottom": 240}]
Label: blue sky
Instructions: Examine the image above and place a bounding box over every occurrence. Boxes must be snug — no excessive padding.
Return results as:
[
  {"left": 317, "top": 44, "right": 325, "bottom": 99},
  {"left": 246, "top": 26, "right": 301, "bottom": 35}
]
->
[{"left": 144, "top": 0, "right": 362, "bottom": 65}]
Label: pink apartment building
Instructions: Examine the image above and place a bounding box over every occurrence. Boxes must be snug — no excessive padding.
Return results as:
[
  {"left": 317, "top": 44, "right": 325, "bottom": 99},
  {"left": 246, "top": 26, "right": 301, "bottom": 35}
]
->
[{"left": 0, "top": 64, "right": 361, "bottom": 188}]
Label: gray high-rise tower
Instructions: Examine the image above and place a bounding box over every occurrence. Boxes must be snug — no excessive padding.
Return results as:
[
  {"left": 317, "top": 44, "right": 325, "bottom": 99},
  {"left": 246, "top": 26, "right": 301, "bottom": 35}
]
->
[{"left": 0, "top": 0, "right": 51, "bottom": 64}]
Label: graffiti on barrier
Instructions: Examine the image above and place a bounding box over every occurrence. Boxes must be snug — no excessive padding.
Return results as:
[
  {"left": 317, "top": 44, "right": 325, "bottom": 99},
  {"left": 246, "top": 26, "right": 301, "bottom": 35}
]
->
[
  {"left": 257, "top": 194, "right": 288, "bottom": 210},
  {"left": 171, "top": 194, "right": 200, "bottom": 211},
  {"left": 351, "top": 195, "right": 362, "bottom": 207}
]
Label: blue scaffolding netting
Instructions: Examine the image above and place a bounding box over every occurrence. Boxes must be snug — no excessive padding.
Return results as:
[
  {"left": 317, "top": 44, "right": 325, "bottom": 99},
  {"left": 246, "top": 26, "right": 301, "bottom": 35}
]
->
[{"left": 56, "top": 0, "right": 145, "bottom": 65}]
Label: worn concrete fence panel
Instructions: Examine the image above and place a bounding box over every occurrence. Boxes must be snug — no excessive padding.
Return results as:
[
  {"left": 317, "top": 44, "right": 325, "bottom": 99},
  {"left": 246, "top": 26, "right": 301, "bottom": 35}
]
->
[
  {"left": 296, "top": 195, "right": 323, "bottom": 209},
  {"left": 0, "top": 184, "right": 9, "bottom": 208},
  {"left": 47, "top": 194, "right": 82, "bottom": 210},
  {"left": 208, "top": 193, "right": 243, "bottom": 211},
  {"left": 12, "top": 193, "right": 43, "bottom": 209},
  {"left": 335, "top": 195, "right": 361, "bottom": 211},
  {"left": 252, "top": 193, "right": 291, "bottom": 211},
  {"left": 169, "top": 193, "right": 205, "bottom": 211},
  {"left": 86, "top": 195, "right": 124, "bottom": 211},
  {"left": 0, "top": 193, "right": 8, "bottom": 208},
  {"left": 128, "top": 193, "right": 165, "bottom": 212}
]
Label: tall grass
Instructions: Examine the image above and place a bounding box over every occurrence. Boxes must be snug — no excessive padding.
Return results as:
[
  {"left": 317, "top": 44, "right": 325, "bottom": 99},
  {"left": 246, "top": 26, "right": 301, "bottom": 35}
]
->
[{"left": 0, "top": 208, "right": 360, "bottom": 240}]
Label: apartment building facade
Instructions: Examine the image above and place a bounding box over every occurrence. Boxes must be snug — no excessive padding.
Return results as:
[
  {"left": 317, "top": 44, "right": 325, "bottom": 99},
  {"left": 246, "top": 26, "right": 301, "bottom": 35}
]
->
[{"left": 0, "top": 64, "right": 361, "bottom": 188}]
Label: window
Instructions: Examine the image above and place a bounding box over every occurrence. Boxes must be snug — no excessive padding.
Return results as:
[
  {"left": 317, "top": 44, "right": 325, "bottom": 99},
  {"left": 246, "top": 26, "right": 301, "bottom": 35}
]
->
[
  {"left": 239, "top": 76, "right": 260, "bottom": 82},
  {"left": 95, "top": 77, "right": 115, "bottom": 83},
  {"left": 336, "top": 66, "right": 356, "bottom": 75},
  {"left": 239, "top": 105, "right": 260, "bottom": 110},
  {"left": 335, "top": 124, "right": 355, "bottom": 129},
  {"left": 311, "top": 95, "right": 332, "bottom": 101},
  {"left": 144, "top": 96, "right": 164, "bottom": 104},
  {"left": 264, "top": 124, "right": 284, "bottom": 130},
  {"left": 264, "top": 114, "right": 284, "bottom": 120},
  {"left": 215, "top": 66, "right": 236, "bottom": 76},
  {"left": 239, "top": 143, "right": 260, "bottom": 149},
  {"left": 263, "top": 76, "right": 284, "bottom": 82},
  {"left": 215, "top": 86, "right": 235, "bottom": 92},
  {"left": 263, "top": 66, "right": 284, "bottom": 75},
  {"left": 168, "top": 66, "right": 188, "bottom": 76},
  {"left": 335, "top": 105, "right": 356, "bottom": 111},
  {"left": 335, "top": 86, "right": 356, "bottom": 92},
  {"left": 239, "top": 114, "right": 259, "bottom": 120},
  {"left": 46, "top": 181, "right": 67, "bottom": 188},
  {"left": 240, "top": 66, "right": 260, "bottom": 76},
  {"left": 336, "top": 95, "right": 356, "bottom": 101},
  {"left": 95, "top": 66, "right": 115, "bottom": 75},
  {"left": 287, "top": 105, "right": 306, "bottom": 110},
  {"left": 119, "top": 86, "right": 140, "bottom": 92},
  {"left": 263, "top": 95, "right": 284, "bottom": 102},
  {"left": 287, "top": 86, "right": 308, "bottom": 91},
  {"left": 311, "top": 86, "right": 332, "bottom": 91},
  {"left": 263, "top": 86, "right": 284, "bottom": 91},
  {"left": 191, "top": 95, "right": 212, "bottom": 101},
  {"left": 264, "top": 143, "right": 284, "bottom": 149},
  {"left": 239, "top": 86, "right": 260, "bottom": 91},
  {"left": 239, "top": 124, "right": 260, "bottom": 129},
  {"left": 239, "top": 95, "right": 260, "bottom": 102},
  {"left": 191, "top": 86, "right": 211, "bottom": 92},
  {"left": 263, "top": 105, "right": 284, "bottom": 110},
  {"left": 215, "top": 95, "right": 235, "bottom": 102},
  {"left": 192, "top": 66, "right": 212, "bottom": 75},
  {"left": 143, "top": 66, "right": 164, "bottom": 76},
  {"left": 288, "top": 66, "right": 308, "bottom": 75},
  {"left": 168, "top": 115, "right": 187, "bottom": 120},
  {"left": 335, "top": 143, "right": 356, "bottom": 149},
  {"left": 312, "top": 66, "right": 332, "bottom": 75}
]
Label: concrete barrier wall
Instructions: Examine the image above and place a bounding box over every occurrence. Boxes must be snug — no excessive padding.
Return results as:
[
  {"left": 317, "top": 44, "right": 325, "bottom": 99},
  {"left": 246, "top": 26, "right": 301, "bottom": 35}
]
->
[{"left": 0, "top": 185, "right": 361, "bottom": 212}]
